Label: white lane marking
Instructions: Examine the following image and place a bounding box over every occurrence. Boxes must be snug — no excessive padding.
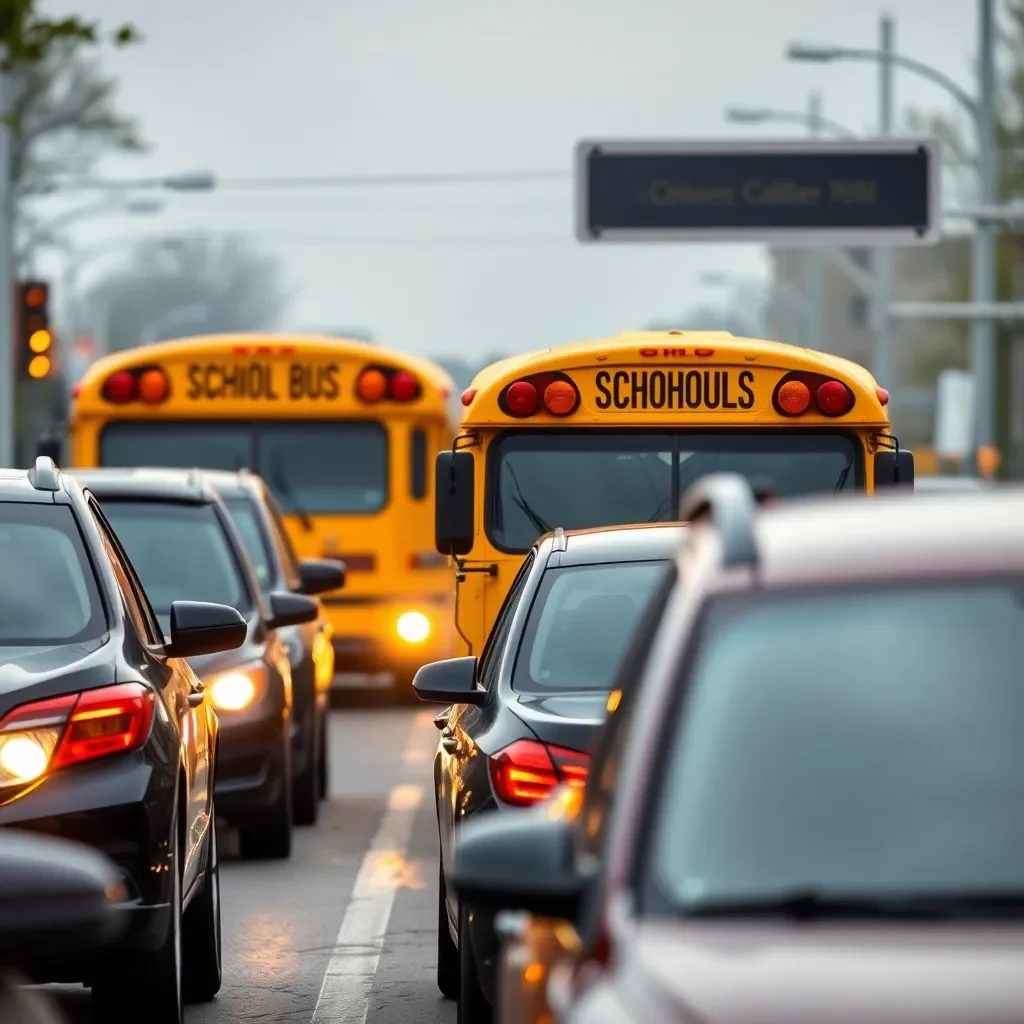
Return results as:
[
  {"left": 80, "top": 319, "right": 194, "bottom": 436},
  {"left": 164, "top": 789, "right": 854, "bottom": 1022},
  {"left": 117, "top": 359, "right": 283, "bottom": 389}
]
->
[{"left": 311, "top": 716, "right": 434, "bottom": 1023}]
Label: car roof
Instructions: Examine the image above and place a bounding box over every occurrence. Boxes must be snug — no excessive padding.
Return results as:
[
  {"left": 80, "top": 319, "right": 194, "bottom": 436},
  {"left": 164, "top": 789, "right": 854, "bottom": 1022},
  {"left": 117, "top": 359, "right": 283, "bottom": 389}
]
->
[
  {"left": 726, "top": 488, "right": 1024, "bottom": 588},
  {"left": 184, "top": 469, "right": 264, "bottom": 501},
  {"left": 539, "top": 522, "right": 687, "bottom": 567},
  {"left": 70, "top": 467, "right": 219, "bottom": 505},
  {"left": 0, "top": 466, "right": 64, "bottom": 503},
  {"left": 914, "top": 475, "right": 990, "bottom": 491}
]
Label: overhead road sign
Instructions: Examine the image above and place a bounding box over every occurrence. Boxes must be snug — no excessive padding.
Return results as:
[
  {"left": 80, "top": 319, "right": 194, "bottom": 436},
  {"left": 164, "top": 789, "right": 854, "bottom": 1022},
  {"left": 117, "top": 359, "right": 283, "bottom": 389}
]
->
[{"left": 575, "top": 138, "right": 941, "bottom": 246}]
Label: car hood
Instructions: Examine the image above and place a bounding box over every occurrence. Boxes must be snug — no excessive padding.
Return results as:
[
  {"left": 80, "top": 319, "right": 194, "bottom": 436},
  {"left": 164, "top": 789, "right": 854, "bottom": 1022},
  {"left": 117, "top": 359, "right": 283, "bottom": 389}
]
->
[
  {"left": 512, "top": 690, "right": 608, "bottom": 754},
  {"left": 609, "top": 921, "right": 1024, "bottom": 1023},
  {"left": 0, "top": 637, "right": 114, "bottom": 716}
]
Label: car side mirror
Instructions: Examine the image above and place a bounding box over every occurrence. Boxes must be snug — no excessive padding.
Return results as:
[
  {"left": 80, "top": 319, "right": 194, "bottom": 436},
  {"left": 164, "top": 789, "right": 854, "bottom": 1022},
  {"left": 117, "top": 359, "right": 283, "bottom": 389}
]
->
[
  {"left": 412, "top": 656, "right": 483, "bottom": 704},
  {"left": 267, "top": 590, "right": 319, "bottom": 629},
  {"left": 435, "top": 450, "right": 475, "bottom": 556},
  {"left": 0, "top": 830, "right": 127, "bottom": 963},
  {"left": 167, "top": 601, "right": 248, "bottom": 658},
  {"left": 875, "top": 449, "right": 915, "bottom": 488},
  {"left": 451, "top": 809, "right": 591, "bottom": 921},
  {"left": 297, "top": 558, "right": 345, "bottom": 596}
]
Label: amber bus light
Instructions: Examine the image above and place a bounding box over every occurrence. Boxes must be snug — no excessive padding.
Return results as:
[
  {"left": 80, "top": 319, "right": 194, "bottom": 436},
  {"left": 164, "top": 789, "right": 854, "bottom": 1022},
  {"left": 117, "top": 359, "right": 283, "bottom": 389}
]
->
[
  {"left": 543, "top": 379, "right": 579, "bottom": 416},
  {"left": 138, "top": 368, "right": 170, "bottom": 403},
  {"left": 356, "top": 368, "right": 387, "bottom": 402},
  {"left": 776, "top": 379, "right": 811, "bottom": 415}
]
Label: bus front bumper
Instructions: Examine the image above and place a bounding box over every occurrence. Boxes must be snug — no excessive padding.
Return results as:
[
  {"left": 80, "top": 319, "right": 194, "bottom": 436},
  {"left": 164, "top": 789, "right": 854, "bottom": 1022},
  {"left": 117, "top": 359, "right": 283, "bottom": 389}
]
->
[{"left": 323, "top": 595, "right": 455, "bottom": 688}]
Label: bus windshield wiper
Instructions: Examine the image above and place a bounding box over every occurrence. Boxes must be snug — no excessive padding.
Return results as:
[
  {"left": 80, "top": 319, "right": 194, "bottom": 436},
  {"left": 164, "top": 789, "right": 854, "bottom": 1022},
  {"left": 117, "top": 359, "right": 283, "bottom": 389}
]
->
[
  {"left": 505, "top": 464, "right": 552, "bottom": 537},
  {"left": 680, "top": 888, "right": 1024, "bottom": 921},
  {"left": 269, "top": 458, "right": 313, "bottom": 532},
  {"left": 834, "top": 457, "right": 854, "bottom": 491}
]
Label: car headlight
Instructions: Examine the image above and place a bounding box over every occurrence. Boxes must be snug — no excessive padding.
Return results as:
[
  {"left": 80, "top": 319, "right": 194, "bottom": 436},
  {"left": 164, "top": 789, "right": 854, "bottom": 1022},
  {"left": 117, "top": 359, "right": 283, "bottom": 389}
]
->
[
  {"left": 206, "top": 664, "right": 267, "bottom": 712},
  {"left": 396, "top": 610, "right": 431, "bottom": 645}
]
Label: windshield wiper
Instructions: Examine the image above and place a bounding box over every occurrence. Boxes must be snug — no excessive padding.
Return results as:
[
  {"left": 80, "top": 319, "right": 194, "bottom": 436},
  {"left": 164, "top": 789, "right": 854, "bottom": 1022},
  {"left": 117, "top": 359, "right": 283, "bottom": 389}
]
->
[
  {"left": 505, "top": 463, "right": 552, "bottom": 536},
  {"left": 834, "top": 457, "right": 854, "bottom": 491},
  {"left": 269, "top": 457, "right": 313, "bottom": 532},
  {"left": 680, "top": 888, "right": 1024, "bottom": 921}
]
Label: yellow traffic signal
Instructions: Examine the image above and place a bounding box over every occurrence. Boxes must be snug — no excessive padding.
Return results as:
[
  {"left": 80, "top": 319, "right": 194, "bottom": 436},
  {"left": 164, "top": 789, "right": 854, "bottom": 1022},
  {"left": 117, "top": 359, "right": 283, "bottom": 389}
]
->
[
  {"left": 17, "top": 280, "right": 52, "bottom": 378},
  {"left": 28, "top": 355, "right": 51, "bottom": 378},
  {"left": 29, "top": 329, "right": 51, "bottom": 353}
]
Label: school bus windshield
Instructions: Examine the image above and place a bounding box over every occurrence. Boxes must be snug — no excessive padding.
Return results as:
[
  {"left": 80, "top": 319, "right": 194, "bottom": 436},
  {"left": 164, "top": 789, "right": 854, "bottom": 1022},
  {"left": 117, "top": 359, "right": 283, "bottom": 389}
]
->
[
  {"left": 100, "top": 420, "right": 388, "bottom": 515},
  {"left": 489, "top": 428, "right": 860, "bottom": 551}
]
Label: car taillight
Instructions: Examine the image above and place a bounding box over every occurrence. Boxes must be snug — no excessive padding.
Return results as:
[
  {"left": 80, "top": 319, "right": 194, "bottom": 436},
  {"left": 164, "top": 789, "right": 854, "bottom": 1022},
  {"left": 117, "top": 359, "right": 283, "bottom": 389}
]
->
[
  {"left": 0, "top": 683, "right": 155, "bottom": 787},
  {"left": 101, "top": 366, "right": 171, "bottom": 405},
  {"left": 488, "top": 739, "right": 589, "bottom": 807},
  {"left": 355, "top": 365, "right": 422, "bottom": 403},
  {"left": 499, "top": 372, "right": 580, "bottom": 418},
  {"left": 772, "top": 372, "right": 854, "bottom": 418}
]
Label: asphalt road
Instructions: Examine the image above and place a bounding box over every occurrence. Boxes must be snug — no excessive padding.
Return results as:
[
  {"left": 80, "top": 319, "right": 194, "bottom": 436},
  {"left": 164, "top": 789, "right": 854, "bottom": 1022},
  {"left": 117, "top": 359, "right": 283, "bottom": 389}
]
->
[{"left": 40, "top": 706, "right": 456, "bottom": 1024}]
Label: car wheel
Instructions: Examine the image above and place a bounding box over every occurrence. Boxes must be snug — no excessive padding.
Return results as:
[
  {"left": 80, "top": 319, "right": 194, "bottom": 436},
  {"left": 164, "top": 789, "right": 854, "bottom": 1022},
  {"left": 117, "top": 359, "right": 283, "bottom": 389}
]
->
[
  {"left": 182, "top": 813, "right": 223, "bottom": 1002},
  {"left": 437, "top": 863, "right": 460, "bottom": 999},
  {"left": 92, "top": 820, "right": 183, "bottom": 1023},
  {"left": 239, "top": 729, "right": 293, "bottom": 860},
  {"left": 292, "top": 706, "right": 319, "bottom": 826},
  {"left": 457, "top": 901, "right": 492, "bottom": 1024},
  {"left": 317, "top": 708, "right": 329, "bottom": 801}
]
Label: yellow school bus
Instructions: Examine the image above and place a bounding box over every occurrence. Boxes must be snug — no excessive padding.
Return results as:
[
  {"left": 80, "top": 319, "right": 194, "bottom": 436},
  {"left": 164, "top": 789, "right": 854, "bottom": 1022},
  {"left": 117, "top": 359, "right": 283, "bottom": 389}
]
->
[
  {"left": 435, "top": 330, "right": 914, "bottom": 656},
  {"left": 66, "top": 333, "right": 458, "bottom": 694}
]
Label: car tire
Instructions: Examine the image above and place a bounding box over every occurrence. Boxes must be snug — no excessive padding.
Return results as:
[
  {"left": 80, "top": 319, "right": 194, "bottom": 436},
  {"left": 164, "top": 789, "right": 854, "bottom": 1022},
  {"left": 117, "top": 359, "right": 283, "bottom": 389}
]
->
[
  {"left": 292, "top": 706, "right": 319, "bottom": 826},
  {"left": 437, "top": 863, "right": 459, "bottom": 999},
  {"left": 239, "top": 729, "right": 293, "bottom": 860},
  {"left": 457, "top": 901, "right": 492, "bottom": 1024},
  {"left": 182, "top": 813, "right": 222, "bottom": 1002},
  {"left": 317, "top": 708, "right": 328, "bottom": 801},
  {"left": 92, "top": 820, "right": 183, "bottom": 1023}
]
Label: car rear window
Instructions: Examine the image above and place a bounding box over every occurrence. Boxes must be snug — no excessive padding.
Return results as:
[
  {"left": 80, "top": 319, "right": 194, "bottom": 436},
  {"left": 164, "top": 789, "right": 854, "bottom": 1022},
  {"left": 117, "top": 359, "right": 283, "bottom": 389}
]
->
[
  {"left": 513, "top": 560, "right": 670, "bottom": 693},
  {"left": 99, "top": 501, "right": 251, "bottom": 629},
  {"left": 649, "top": 582, "right": 1024, "bottom": 911},
  {"left": 0, "top": 503, "right": 105, "bottom": 645}
]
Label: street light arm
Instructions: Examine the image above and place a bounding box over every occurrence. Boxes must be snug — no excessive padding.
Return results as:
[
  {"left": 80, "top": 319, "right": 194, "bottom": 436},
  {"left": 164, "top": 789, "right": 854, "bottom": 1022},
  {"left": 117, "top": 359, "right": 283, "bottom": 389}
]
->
[
  {"left": 737, "top": 109, "right": 860, "bottom": 139},
  {"left": 793, "top": 45, "right": 977, "bottom": 120}
]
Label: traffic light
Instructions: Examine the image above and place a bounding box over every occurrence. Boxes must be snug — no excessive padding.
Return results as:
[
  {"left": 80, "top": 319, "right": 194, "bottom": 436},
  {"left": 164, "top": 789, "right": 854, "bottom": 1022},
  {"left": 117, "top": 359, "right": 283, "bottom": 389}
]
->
[{"left": 17, "top": 281, "right": 53, "bottom": 379}]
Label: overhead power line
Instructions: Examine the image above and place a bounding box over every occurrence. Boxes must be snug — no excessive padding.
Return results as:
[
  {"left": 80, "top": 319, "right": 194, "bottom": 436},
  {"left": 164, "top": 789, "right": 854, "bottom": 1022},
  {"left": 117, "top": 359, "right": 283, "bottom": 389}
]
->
[{"left": 214, "top": 170, "right": 571, "bottom": 189}]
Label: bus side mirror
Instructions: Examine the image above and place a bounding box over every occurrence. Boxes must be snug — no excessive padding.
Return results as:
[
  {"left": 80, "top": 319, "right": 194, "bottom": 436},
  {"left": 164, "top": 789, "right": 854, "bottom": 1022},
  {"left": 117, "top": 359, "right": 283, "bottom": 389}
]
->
[
  {"left": 435, "top": 450, "right": 475, "bottom": 556},
  {"left": 875, "top": 449, "right": 915, "bottom": 488}
]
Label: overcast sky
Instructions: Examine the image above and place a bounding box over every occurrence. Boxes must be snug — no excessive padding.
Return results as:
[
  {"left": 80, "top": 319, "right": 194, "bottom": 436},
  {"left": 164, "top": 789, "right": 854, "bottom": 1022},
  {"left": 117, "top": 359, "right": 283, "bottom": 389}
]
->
[{"left": 36, "top": 0, "right": 976, "bottom": 359}]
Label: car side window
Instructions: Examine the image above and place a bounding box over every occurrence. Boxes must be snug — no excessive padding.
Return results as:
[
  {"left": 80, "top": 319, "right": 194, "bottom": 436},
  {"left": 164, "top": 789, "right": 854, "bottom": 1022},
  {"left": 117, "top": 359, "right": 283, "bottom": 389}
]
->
[
  {"left": 87, "top": 498, "right": 163, "bottom": 647},
  {"left": 577, "top": 561, "right": 678, "bottom": 859},
  {"left": 263, "top": 491, "right": 302, "bottom": 588},
  {"left": 478, "top": 552, "right": 536, "bottom": 690}
]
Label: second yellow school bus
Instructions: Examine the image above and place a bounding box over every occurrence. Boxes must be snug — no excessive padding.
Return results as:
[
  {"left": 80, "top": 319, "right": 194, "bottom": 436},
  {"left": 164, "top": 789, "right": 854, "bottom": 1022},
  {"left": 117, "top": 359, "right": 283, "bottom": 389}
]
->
[
  {"left": 68, "top": 333, "right": 458, "bottom": 694},
  {"left": 434, "top": 330, "right": 914, "bottom": 656}
]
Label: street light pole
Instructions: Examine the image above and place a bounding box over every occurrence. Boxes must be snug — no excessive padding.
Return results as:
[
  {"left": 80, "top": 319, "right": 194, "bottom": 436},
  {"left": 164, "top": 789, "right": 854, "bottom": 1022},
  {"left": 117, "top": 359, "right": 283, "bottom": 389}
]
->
[
  {"left": 805, "top": 91, "right": 825, "bottom": 351},
  {"left": 0, "top": 71, "right": 12, "bottom": 468},
  {"left": 973, "top": 0, "right": 998, "bottom": 456},
  {"left": 873, "top": 14, "right": 895, "bottom": 398}
]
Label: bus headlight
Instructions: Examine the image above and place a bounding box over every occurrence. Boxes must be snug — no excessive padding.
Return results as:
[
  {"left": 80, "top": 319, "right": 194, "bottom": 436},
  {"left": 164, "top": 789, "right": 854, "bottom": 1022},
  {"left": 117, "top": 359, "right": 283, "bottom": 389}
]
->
[
  {"left": 396, "top": 611, "right": 431, "bottom": 645},
  {"left": 206, "top": 665, "right": 266, "bottom": 711}
]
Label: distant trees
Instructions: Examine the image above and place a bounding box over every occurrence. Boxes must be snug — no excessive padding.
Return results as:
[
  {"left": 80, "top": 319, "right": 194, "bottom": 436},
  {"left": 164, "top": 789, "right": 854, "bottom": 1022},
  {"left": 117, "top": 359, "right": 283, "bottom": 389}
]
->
[{"left": 79, "top": 234, "right": 293, "bottom": 351}]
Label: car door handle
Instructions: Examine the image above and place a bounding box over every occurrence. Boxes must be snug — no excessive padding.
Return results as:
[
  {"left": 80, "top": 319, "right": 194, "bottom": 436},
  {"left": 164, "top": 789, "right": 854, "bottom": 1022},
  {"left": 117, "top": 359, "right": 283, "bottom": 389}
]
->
[
  {"left": 441, "top": 736, "right": 458, "bottom": 754},
  {"left": 186, "top": 690, "right": 205, "bottom": 708},
  {"left": 433, "top": 711, "right": 449, "bottom": 731}
]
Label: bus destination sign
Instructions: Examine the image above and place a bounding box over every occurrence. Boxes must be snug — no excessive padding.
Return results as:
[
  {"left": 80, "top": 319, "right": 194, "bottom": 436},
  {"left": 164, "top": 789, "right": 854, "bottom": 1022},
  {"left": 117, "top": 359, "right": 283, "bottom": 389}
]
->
[{"left": 575, "top": 139, "right": 941, "bottom": 245}]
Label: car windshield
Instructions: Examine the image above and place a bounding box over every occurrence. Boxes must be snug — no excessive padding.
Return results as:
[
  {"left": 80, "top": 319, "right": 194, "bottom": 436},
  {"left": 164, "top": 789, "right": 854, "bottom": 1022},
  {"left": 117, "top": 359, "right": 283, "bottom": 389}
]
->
[
  {"left": 650, "top": 583, "right": 1024, "bottom": 912},
  {"left": 98, "top": 420, "right": 388, "bottom": 515},
  {"left": 0, "top": 503, "right": 105, "bottom": 645},
  {"left": 489, "top": 430, "right": 860, "bottom": 550},
  {"left": 223, "top": 496, "right": 275, "bottom": 592},
  {"left": 99, "top": 501, "right": 250, "bottom": 629},
  {"left": 513, "top": 560, "right": 670, "bottom": 693}
]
